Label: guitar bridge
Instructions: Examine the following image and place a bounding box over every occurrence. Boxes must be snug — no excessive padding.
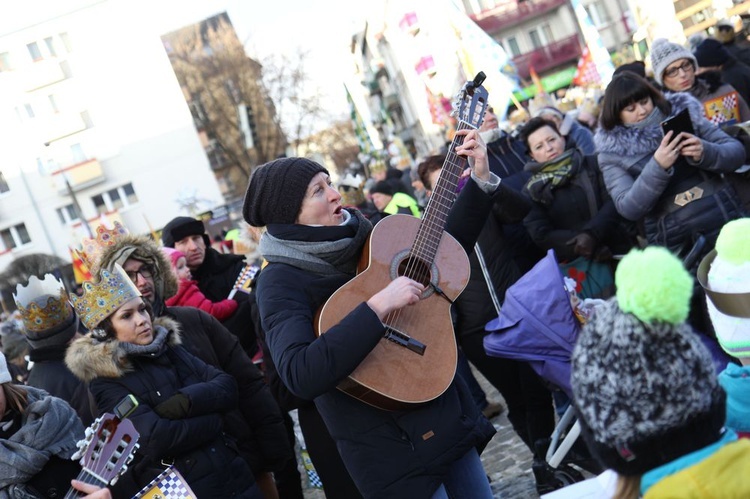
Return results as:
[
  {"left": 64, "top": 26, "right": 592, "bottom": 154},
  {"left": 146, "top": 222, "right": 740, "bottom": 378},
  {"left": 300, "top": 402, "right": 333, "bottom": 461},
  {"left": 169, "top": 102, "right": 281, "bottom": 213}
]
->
[{"left": 383, "top": 326, "right": 426, "bottom": 356}]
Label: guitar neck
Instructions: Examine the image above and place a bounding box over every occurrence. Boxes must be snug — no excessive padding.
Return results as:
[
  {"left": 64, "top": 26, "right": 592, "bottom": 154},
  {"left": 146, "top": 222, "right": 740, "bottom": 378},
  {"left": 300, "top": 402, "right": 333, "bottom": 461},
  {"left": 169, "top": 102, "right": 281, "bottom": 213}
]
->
[
  {"left": 413, "top": 120, "right": 475, "bottom": 263},
  {"left": 63, "top": 469, "right": 108, "bottom": 499}
]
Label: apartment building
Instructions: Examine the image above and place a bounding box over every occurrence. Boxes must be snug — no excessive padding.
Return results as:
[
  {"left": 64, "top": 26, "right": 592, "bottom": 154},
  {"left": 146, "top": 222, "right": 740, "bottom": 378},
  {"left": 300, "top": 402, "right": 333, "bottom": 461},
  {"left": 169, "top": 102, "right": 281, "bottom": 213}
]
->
[{"left": 0, "top": 0, "right": 223, "bottom": 271}]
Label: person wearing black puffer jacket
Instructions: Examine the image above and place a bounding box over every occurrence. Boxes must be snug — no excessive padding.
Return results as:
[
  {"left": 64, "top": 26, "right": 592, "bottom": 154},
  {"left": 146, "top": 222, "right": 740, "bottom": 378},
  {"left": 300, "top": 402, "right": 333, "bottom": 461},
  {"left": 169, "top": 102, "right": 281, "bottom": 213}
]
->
[
  {"left": 243, "top": 129, "right": 497, "bottom": 499},
  {"left": 92, "top": 233, "right": 291, "bottom": 498},
  {"left": 66, "top": 265, "right": 260, "bottom": 498}
]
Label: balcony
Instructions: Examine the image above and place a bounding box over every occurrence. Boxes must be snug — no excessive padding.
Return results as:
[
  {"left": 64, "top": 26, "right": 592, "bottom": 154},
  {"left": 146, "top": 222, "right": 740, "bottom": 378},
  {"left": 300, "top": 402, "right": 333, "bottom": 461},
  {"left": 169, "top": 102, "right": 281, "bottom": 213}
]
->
[
  {"left": 512, "top": 34, "right": 581, "bottom": 79},
  {"left": 43, "top": 111, "right": 89, "bottom": 144},
  {"left": 472, "top": 0, "right": 569, "bottom": 35},
  {"left": 51, "top": 158, "right": 105, "bottom": 194},
  {"left": 21, "top": 58, "right": 69, "bottom": 91}
]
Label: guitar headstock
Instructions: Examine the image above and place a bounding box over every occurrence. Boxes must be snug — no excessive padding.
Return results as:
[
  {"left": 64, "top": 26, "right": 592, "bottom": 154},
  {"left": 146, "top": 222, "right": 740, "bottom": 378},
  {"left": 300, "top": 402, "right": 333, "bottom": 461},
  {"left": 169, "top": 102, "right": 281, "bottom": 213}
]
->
[
  {"left": 72, "top": 413, "right": 140, "bottom": 487},
  {"left": 451, "top": 71, "right": 489, "bottom": 130}
]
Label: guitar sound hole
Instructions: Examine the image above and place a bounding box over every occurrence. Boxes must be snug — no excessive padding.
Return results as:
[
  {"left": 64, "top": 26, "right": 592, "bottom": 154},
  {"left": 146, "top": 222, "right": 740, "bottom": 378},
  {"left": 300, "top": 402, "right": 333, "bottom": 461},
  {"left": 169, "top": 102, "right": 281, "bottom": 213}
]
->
[{"left": 397, "top": 257, "right": 431, "bottom": 287}]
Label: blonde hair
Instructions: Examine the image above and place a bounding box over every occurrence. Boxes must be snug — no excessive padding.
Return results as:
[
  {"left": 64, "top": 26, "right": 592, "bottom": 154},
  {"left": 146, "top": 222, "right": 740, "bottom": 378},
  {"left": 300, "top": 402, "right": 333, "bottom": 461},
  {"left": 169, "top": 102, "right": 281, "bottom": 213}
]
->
[{"left": 614, "top": 474, "right": 642, "bottom": 499}]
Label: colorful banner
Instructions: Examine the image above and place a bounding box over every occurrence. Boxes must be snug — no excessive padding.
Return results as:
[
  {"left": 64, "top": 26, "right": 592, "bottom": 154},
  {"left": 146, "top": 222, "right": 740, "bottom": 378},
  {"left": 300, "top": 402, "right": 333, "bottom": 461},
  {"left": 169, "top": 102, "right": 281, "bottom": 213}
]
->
[
  {"left": 446, "top": 1, "right": 519, "bottom": 118},
  {"left": 573, "top": 47, "right": 602, "bottom": 87},
  {"left": 570, "top": 0, "right": 615, "bottom": 86}
]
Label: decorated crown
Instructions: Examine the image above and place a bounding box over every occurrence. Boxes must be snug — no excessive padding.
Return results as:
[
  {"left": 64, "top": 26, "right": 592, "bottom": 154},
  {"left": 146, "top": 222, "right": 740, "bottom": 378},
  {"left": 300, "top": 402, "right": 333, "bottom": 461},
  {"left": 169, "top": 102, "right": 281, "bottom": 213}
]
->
[
  {"left": 13, "top": 274, "right": 74, "bottom": 333},
  {"left": 80, "top": 221, "right": 129, "bottom": 268},
  {"left": 70, "top": 263, "right": 141, "bottom": 330}
]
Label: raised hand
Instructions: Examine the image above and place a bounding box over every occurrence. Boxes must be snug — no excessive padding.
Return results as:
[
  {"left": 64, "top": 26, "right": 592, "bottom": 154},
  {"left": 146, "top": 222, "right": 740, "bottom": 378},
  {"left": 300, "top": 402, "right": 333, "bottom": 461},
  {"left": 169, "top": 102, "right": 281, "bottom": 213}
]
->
[{"left": 455, "top": 129, "right": 490, "bottom": 182}]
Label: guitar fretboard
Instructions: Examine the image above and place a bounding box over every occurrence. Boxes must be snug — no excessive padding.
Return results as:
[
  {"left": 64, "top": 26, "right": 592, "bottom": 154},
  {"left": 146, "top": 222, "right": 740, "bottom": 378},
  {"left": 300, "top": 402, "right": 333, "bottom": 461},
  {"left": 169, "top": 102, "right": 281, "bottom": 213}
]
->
[{"left": 409, "top": 120, "right": 475, "bottom": 267}]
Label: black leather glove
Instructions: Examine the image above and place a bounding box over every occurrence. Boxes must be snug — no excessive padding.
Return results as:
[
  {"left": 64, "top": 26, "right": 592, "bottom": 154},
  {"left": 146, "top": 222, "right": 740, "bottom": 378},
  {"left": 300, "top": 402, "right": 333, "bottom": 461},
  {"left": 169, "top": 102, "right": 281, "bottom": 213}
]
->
[
  {"left": 154, "top": 393, "right": 191, "bottom": 420},
  {"left": 566, "top": 232, "right": 596, "bottom": 258}
]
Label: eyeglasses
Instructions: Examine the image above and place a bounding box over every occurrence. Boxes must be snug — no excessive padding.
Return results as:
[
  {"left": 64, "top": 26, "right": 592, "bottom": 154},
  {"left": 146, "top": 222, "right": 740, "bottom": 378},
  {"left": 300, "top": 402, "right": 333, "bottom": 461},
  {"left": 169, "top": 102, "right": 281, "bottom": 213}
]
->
[
  {"left": 663, "top": 60, "right": 694, "bottom": 79},
  {"left": 125, "top": 266, "right": 153, "bottom": 282}
]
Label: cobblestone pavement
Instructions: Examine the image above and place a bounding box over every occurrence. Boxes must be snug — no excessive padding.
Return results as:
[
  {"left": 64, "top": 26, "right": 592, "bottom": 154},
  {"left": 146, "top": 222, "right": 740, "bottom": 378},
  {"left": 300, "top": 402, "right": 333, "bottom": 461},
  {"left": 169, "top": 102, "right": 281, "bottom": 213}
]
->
[{"left": 301, "top": 366, "right": 540, "bottom": 499}]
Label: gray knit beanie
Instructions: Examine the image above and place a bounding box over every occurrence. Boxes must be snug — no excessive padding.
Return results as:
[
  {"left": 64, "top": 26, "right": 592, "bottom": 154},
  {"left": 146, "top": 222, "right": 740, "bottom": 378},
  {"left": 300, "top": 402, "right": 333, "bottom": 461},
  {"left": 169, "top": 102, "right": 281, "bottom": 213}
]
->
[
  {"left": 650, "top": 38, "right": 697, "bottom": 86},
  {"left": 243, "top": 157, "right": 328, "bottom": 227}
]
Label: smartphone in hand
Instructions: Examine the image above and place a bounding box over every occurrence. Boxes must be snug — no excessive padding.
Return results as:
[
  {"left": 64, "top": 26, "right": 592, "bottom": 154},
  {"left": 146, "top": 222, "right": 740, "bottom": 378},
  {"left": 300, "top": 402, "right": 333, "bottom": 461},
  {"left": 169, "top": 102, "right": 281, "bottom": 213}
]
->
[{"left": 661, "top": 108, "right": 694, "bottom": 141}]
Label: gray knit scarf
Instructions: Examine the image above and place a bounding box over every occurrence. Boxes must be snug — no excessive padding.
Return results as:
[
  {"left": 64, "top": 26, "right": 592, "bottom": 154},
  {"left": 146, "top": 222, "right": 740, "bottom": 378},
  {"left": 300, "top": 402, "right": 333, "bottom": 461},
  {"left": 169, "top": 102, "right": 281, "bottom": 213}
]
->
[
  {"left": 119, "top": 325, "right": 170, "bottom": 357},
  {"left": 260, "top": 209, "right": 373, "bottom": 276},
  {"left": 0, "top": 386, "right": 84, "bottom": 495},
  {"left": 623, "top": 105, "right": 666, "bottom": 130}
]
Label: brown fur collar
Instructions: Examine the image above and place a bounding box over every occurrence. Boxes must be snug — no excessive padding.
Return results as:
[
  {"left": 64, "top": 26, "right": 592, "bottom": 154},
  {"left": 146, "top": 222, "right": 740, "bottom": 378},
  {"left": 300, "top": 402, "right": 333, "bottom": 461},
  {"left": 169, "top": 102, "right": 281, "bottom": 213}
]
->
[
  {"left": 92, "top": 233, "right": 179, "bottom": 301},
  {"left": 65, "top": 316, "right": 181, "bottom": 382}
]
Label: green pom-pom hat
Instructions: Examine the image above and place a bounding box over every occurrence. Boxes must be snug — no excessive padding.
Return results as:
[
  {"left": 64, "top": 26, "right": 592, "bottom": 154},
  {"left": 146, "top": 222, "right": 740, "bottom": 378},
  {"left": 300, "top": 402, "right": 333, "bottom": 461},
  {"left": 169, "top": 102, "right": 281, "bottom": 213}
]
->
[
  {"left": 615, "top": 247, "right": 693, "bottom": 324},
  {"left": 715, "top": 218, "right": 750, "bottom": 266}
]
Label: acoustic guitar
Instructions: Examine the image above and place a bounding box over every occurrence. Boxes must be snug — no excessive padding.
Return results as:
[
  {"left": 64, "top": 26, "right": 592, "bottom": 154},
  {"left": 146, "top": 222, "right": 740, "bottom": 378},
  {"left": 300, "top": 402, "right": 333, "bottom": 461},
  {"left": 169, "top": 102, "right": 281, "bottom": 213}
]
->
[
  {"left": 317, "top": 72, "right": 489, "bottom": 411},
  {"left": 64, "top": 409, "right": 140, "bottom": 498}
]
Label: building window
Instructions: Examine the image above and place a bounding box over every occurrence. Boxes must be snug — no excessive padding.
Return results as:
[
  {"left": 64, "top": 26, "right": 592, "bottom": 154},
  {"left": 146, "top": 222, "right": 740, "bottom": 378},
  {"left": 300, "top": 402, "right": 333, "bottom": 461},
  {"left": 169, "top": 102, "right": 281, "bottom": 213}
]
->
[
  {"left": 529, "top": 29, "right": 542, "bottom": 50},
  {"left": 49, "top": 94, "right": 59, "bottom": 113},
  {"left": 586, "top": 2, "right": 611, "bottom": 26},
  {"left": 0, "top": 172, "right": 8, "bottom": 194},
  {"left": 1, "top": 223, "right": 31, "bottom": 250},
  {"left": 59, "top": 32, "right": 73, "bottom": 53},
  {"left": 24, "top": 103, "right": 35, "bottom": 118},
  {"left": 0, "top": 52, "right": 12, "bottom": 71},
  {"left": 81, "top": 110, "right": 94, "bottom": 128},
  {"left": 27, "top": 42, "right": 43, "bottom": 61},
  {"left": 57, "top": 204, "right": 79, "bottom": 224},
  {"left": 44, "top": 37, "right": 57, "bottom": 57},
  {"left": 70, "top": 143, "right": 87, "bottom": 164},
  {"left": 92, "top": 183, "right": 139, "bottom": 214},
  {"left": 541, "top": 24, "right": 554, "bottom": 44},
  {"left": 506, "top": 37, "right": 521, "bottom": 57}
]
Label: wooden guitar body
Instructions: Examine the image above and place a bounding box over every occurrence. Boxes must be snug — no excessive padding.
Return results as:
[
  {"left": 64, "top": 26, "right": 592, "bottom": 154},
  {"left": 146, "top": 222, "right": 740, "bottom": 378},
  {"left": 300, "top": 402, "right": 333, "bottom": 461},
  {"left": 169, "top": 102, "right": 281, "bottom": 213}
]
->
[{"left": 317, "top": 214, "right": 470, "bottom": 411}]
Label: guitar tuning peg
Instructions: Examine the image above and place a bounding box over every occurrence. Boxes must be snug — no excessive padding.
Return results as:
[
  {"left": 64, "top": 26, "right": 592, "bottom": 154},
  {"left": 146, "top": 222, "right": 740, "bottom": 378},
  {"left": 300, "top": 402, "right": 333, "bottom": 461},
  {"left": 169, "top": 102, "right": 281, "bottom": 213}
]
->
[
  {"left": 71, "top": 449, "right": 84, "bottom": 461},
  {"left": 84, "top": 427, "right": 95, "bottom": 438}
]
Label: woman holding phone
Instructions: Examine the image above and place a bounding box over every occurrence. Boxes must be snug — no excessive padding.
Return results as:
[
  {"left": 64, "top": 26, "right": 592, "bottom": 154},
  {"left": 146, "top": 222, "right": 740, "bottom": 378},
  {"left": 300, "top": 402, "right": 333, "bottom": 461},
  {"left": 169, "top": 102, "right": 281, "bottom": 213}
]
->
[
  {"left": 595, "top": 72, "right": 746, "bottom": 332},
  {"left": 595, "top": 71, "right": 745, "bottom": 257}
]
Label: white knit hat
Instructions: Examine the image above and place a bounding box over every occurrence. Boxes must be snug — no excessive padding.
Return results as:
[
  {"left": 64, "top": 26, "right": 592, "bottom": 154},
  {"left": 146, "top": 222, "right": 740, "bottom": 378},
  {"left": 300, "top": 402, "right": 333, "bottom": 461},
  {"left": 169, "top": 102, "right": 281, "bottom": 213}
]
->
[
  {"left": 650, "top": 38, "right": 697, "bottom": 86},
  {"left": 0, "top": 352, "right": 11, "bottom": 384},
  {"left": 700, "top": 219, "right": 750, "bottom": 358}
]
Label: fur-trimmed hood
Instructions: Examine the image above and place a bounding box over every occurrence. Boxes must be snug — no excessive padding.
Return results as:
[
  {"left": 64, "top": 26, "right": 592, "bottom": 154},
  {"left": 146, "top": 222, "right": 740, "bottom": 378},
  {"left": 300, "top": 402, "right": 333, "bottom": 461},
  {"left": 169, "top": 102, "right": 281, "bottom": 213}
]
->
[
  {"left": 595, "top": 92, "right": 705, "bottom": 157},
  {"left": 65, "top": 316, "right": 181, "bottom": 382},
  {"left": 93, "top": 233, "right": 178, "bottom": 303}
]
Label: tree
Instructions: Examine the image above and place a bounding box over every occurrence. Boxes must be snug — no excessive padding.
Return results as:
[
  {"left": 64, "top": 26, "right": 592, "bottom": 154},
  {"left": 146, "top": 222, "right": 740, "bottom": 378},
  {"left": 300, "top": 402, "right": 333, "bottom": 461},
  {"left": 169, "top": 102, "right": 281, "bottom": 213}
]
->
[{"left": 162, "top": 13, "right": 288, "bottom": 203}]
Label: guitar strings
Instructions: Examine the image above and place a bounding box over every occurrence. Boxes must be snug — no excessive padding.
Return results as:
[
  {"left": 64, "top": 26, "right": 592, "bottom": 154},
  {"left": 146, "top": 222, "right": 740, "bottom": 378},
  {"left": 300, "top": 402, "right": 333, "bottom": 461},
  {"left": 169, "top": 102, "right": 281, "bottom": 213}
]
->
[{"left": 384, "top": 119, "right": 475, "bottom": 336}]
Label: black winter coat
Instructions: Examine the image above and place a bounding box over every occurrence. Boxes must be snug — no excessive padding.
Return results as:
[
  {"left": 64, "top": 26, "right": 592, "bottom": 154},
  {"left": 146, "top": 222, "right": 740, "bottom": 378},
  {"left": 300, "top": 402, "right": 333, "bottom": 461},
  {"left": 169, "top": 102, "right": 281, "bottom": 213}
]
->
[
  {"left": 192, "top": 248, "right": 256, "bottom": 352},
  {"left": 523, "top": 152, "right": 634, "bottom": 261},
  {"left": 164, "top": 306, "right": 290, "bottom": 473},
  {"left": 66, "top": 323, "right": 256, "bottom": 498},
  {"left": 256, "top": 179, "right": 497, "bottom": 499},
  {"left": 453, "top": 182, "right": 534, "bottom": 338},
  {"left": 28, "top": 345, "right": 95, "bottom": 427}
]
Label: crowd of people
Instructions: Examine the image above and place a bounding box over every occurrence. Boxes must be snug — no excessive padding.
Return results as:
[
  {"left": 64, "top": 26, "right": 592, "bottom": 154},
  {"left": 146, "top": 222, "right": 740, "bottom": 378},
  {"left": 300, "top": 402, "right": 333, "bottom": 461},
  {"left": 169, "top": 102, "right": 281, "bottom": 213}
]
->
[{"left": 1, "top": 26, "right": 750, "bottom": 499}]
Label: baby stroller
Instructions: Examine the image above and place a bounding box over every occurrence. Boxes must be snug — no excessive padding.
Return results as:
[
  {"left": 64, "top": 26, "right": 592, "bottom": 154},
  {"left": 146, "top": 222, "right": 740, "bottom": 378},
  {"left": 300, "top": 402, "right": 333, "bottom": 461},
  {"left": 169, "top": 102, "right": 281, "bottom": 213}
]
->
[{"left": 483, "top": 249, "right": 601, "bottom": 492}]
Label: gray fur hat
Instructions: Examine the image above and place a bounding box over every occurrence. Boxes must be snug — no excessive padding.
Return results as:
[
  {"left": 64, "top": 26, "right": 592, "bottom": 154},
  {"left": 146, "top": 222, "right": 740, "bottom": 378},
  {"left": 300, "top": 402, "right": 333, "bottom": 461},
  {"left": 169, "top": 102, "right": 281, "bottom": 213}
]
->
[{"left": 650, "top": 38, "right": 697, "bottom": 86}]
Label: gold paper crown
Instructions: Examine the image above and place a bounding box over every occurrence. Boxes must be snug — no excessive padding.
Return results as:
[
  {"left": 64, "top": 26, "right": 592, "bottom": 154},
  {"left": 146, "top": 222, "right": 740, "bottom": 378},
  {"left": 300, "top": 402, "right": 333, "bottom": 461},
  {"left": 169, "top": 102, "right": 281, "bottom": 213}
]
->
[
  {"left": 70, "top": 263, "right": 141, "bottom": 330},
  {"left": 80, "top": 221, "right": 129, "bottom": 268},
  {"left": 13, "top": 274, "right": 74, "bottom": 333}
]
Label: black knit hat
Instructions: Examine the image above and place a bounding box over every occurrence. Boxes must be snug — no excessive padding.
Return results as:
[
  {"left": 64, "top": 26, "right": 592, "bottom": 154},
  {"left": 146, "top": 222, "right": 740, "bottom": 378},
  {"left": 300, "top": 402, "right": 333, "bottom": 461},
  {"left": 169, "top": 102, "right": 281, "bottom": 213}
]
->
[
  {"left": 370, "top": 180, "right": 395, "bottom": 197},
  {"left": 243, "top": 157, "right": 328, "bottom": 227},
  {"left": 161, "top": 216, "right": 209, "bottom": 248},
  {"left": 694, "top": 38, "right": 731, "bottom": 68}
]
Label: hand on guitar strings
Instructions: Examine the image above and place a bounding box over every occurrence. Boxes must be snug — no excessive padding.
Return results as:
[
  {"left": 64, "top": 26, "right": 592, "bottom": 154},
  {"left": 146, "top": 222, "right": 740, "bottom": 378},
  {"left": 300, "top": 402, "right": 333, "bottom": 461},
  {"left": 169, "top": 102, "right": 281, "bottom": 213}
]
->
[
  {"left": 454, "top": 129, "right": 490, "bottom": 183},
  {"left": 366, "top": 276, "right": 425, "bottom": 321},
  {"left": 71, "top": 480, "right": 112, "bottom": 499}
]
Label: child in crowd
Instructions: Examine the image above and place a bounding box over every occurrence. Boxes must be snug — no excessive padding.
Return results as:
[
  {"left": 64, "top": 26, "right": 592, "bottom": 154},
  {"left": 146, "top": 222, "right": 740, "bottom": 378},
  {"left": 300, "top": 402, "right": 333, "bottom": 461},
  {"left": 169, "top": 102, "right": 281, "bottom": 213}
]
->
[
  {"left": 571, "top": 246, "right": 750, "bottom": 498},
  {"left": 161, "top": 247, "right": 238, "bottom": 321},
  {"left": 700, "top": 218, "right": 750, "bottom": 438}
]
